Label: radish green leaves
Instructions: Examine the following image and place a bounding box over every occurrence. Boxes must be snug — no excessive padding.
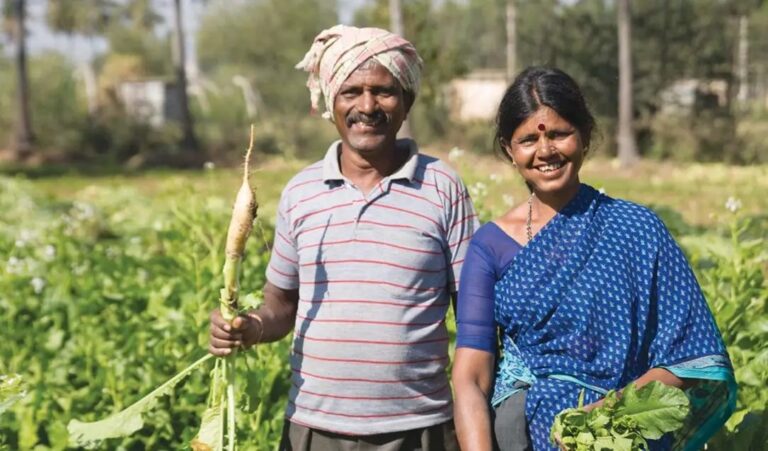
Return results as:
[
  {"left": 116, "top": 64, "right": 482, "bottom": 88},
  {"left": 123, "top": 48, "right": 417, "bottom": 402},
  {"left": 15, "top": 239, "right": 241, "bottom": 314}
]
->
[{"left": 550, "top": 381, "right": 690, "bottom": 450}]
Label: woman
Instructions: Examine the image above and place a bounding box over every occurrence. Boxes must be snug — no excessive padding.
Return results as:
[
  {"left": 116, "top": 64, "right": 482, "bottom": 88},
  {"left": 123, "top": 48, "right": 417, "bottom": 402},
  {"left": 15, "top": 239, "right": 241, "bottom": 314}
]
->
[{"left": 452, "top": 67, "right": 736, "bottom": 451}]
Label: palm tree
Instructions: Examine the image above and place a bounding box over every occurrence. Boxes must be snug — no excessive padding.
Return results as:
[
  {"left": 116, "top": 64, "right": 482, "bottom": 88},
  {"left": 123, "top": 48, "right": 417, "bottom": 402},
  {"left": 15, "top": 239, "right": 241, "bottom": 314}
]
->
[
  {"left": 389, "top": 0, "right": 413, "bottom": 139},
  {"left": 8, "top": 0, "right": 33, "bottom": 160},
  {"left": 506, "top": 0, "right": 517, "bottom": 83},
  {"left": 172, "top": 0, "right": 199, "bottom": 154},
  {"left": 616, "top": 0, "right": 638, "bottom": 167},
  {"left": 46, "top": 1, "right": 117, "bottom": 116}
]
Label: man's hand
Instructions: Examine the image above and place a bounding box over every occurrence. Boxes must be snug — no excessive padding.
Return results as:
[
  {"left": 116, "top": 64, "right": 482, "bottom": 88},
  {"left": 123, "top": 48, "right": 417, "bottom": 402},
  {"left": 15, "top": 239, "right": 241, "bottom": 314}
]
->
[{"left": 208, "top": 308, "right": 262, "bottom": 356}]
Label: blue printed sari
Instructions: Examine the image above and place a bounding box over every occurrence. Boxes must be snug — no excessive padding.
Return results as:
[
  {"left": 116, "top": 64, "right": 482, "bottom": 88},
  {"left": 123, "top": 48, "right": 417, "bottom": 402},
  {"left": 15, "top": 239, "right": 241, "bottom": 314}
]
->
[{"left": 491, "top": 184, "right": 736, "bottom": 450}]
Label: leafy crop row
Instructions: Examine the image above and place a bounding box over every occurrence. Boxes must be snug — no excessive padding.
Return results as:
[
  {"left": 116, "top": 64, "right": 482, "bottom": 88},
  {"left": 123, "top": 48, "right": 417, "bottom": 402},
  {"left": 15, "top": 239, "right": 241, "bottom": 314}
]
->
[
  {"left": 0, "top": 173, "right": 765, "bottom": 450},
  {"left": 0, "top": 176, "right": 290, "bottom": 450},
  {"left": 681, "top": 216, "right": 768, "bottom": 448}
]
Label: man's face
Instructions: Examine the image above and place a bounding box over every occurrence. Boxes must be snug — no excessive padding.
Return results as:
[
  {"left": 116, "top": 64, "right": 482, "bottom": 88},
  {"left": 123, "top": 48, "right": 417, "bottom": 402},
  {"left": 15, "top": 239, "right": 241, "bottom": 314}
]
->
[{"left": 332, "top": 62, "right": 411, "bottom": 155}]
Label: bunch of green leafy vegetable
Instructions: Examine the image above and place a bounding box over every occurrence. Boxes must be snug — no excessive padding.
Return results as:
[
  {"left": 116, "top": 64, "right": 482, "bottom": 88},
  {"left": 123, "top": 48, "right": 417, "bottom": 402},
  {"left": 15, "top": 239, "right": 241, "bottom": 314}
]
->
[{"left": 550, "top": 381, "right": 690, "bottom": 450}]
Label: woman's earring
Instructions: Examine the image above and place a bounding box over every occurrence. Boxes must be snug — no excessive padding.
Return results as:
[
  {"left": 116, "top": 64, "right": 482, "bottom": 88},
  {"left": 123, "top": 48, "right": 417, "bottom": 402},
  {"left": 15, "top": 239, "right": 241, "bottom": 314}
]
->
[{"left": 511, "top": 159, "right": 517, "bottom": 168}]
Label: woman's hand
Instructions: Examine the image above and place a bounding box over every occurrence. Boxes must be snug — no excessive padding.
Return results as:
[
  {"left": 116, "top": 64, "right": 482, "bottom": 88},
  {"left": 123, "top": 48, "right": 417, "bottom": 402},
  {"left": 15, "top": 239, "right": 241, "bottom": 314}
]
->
[
  {"left": 553, "top": 432, "right": 568, "bottom": 450},
  {"left": 452, "top": 348, "right": 496, "bottom": 451},
  {"left": 582, "top": 368, "right": 689, "bottom": 410}
]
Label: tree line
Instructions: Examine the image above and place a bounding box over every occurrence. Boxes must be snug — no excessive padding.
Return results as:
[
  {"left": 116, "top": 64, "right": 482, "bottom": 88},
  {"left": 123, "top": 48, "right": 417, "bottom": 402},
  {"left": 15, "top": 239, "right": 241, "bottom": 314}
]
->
[{"left": 1, "top": 0, "right": 766, "bottom": 168}]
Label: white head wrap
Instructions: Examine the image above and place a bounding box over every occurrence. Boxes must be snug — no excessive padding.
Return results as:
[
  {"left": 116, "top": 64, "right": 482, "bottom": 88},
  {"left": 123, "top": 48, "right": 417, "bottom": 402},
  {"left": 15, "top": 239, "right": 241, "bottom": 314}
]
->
[{"left": 295, "top": 24, "right": 423, "bottom": 121}]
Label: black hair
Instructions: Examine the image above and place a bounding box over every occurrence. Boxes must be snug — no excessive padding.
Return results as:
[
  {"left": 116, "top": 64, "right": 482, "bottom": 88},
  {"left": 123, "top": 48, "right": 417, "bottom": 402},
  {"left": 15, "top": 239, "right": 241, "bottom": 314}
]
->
[{"left": 494, "top": 66, "right": 595, "bottom": 162}]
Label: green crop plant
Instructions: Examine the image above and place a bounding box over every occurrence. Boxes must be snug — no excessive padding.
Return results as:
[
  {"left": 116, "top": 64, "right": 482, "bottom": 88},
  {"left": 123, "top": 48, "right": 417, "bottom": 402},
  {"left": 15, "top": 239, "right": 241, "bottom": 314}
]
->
[
  {"left": 0, "top": 375, "right": 26, "bottom": 417},
  {"left": 0, "top": 373, "right": 26, "bottom": 451},
  {"left": 67, "top": 126, "right": 260, "bottom": 451},
  {"left": 1, "top": 154, "right": 765, "bottom": 450},
  {"left": 680, "top": 213, "right": 768, "bottom": 449}
]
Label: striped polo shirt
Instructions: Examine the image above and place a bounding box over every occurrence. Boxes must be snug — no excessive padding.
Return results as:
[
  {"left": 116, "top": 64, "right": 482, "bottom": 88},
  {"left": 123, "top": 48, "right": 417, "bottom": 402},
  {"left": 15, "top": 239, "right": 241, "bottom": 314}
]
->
[{"left": 266, "top": 139, "right": 478, "bottom": 435}]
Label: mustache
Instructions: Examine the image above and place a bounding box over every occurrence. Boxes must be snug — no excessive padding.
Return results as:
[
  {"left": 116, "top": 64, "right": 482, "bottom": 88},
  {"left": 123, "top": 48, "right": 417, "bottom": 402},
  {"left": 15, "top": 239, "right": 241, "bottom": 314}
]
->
[{"left": 346, "top": 110, "right": 389, "bottom": 127}]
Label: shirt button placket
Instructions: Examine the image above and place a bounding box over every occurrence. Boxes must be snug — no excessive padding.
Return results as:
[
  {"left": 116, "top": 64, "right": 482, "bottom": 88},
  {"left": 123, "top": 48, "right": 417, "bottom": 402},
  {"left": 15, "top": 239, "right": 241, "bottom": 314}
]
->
[
  {"left": 356, "top": 190, "right": 368, "bottom": 231},
  {"left": 346, "top": 182, "right": 364, "bottom": 236}
]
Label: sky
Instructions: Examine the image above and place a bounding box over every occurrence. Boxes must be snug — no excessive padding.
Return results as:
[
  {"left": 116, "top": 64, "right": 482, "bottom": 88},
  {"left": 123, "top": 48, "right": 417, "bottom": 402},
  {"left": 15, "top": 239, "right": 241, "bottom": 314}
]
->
[
  {"left": 21, "top": 0, "right": 368, "bottom": 64},
  {"left": 19, "top": 0, "right": 583, "bottom": 63}
]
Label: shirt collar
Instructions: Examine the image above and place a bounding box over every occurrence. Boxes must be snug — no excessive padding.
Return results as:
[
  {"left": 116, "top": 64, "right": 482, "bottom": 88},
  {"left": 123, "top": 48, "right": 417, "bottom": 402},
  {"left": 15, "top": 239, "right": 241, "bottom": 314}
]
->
[
  {"left": 321, "top": 141, "right": 344, "bottom": 182},
  {"left": 321, "top": 139, "right": 420, "bottom": 183}
]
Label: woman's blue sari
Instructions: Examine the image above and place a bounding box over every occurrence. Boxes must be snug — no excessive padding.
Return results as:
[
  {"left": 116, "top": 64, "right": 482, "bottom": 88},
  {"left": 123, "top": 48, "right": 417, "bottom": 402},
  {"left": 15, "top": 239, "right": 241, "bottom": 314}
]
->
[{"left": 491, "top": 184, "right": 736, "bottom": 450}]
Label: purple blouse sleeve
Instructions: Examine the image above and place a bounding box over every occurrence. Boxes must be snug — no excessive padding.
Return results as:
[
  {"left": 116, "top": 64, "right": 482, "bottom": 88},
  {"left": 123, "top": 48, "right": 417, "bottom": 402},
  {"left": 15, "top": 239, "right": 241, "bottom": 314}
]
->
[{"left": 456, "top": 223, "right": 522, "bottom": 353}]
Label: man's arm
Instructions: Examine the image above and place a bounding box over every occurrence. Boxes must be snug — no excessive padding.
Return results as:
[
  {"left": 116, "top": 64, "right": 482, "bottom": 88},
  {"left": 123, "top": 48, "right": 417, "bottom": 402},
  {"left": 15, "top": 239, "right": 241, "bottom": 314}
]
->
[{"left": 209, "top": 281, "right": 299, "bottom": 356}]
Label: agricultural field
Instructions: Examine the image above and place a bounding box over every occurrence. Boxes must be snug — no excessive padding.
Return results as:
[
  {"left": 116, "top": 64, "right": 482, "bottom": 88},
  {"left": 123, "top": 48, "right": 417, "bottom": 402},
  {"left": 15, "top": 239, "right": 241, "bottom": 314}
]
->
[{"left": 1, "top": 151, "right": 766, "bottom": 450}]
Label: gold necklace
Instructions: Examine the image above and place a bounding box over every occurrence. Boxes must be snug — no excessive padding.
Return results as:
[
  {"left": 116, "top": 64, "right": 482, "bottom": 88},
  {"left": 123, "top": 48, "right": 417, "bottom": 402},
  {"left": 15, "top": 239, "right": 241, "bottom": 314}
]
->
[{"left": 526, "top": 192, "right": 535, "bottom": 242}]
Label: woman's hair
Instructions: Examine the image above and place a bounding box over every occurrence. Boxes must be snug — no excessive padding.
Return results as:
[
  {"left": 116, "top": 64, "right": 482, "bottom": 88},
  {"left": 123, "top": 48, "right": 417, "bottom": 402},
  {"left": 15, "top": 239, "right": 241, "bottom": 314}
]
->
[{"left": 494, "top": 66, "right": 595, "bottom": 162}]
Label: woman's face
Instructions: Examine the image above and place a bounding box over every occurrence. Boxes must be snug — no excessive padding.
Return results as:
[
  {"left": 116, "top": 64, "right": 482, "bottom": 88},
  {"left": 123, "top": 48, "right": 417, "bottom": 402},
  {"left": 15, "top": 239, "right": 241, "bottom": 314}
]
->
[{"left": 505, "top": 106, "right": 585, "bottom": 196}]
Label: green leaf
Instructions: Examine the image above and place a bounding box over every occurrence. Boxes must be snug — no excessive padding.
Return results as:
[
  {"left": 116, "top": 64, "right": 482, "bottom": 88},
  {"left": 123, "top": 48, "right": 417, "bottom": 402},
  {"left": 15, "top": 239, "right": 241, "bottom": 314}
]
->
[
  {"left": 601, "top": 389, "right": 620, "bottom": 411},
  {"left": 559, "top": 410, "right": 588, "bottom": 433},
  {"left": 240, "top": 291, "right": 263, "bottom": 310},
  {"left": 613, "top": 382, "right": 690, "bottom": 440},
  {"left": 551, "top": 408, "right": 582, "bottom": 444},
  {"left": 612, "top": 436, "right": 635, "bottom": 451},
  {"left": 586, "top": 408, "right": 610, "bottom": 431},
  {"left": 192, "top": 361, "right": 228, "bottom": 451},
  {"left": 593, "top": 436, "right": 636, "bottom": 451},
  {"left": 0, "top": 374, "right": 27, "bottom": 416},
  {"left": 67, "top": 354, "right": 214, "bottom": 448},
  {"left": 577, "top": 388, "right": 585, "bottom": 408},
  {"left": 611, "top": 415, "right": 639, "bottom": 437},
  {"left": 593, "top": 427, "right": 611, "bottom": 437},
  {"left": 748, "top": 317, "right": 768, "bottom": 335},
  {"left": 593, "top": 436, "right": 617, "bottom": 451},
  {"left": 575, "top": 431, "right": 595, "bottom": 445},
  {"left": 191, "top": 404, "right": 224, "bottom": 451},
  {"left": 631, "top": 435, "right": 650, "bottom": 450},
  {"left": 725, "top": 408, "right": 751, "bottom": 432},
  {"left": 561, "top": 435, "right": 578, "bottom": 449}
]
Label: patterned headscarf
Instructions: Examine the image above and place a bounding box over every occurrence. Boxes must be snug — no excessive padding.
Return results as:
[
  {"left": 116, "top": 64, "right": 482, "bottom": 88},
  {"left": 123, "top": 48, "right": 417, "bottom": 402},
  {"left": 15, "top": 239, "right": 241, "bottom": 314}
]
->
[{"left": 295, "top": 24, "right": 423, "bottom": 121}]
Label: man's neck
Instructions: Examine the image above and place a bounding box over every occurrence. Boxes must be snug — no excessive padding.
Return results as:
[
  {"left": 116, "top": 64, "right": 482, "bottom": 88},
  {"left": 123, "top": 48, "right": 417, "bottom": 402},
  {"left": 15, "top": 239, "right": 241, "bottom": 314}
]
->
[{"left": 339, "top": 141, "right": 408, "bottom": 195}]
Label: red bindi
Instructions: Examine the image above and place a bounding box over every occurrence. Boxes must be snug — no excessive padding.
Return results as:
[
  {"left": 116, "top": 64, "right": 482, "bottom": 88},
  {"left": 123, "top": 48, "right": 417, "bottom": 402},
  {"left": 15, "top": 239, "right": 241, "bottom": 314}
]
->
[{"left": 537, "top": 123, "right": 546, "bottom": 131}]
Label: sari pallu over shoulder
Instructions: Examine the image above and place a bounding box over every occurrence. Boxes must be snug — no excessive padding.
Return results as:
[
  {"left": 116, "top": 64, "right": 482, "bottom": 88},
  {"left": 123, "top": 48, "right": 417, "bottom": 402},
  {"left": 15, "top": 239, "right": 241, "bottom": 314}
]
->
[{"left": 490, "top": 184, "right": 736, "bottom": 450}]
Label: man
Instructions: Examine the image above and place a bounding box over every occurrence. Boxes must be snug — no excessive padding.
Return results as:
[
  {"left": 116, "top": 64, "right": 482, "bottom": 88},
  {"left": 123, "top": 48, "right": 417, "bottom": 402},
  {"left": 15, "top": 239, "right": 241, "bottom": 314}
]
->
[{"left": 209, "top": 25, "right": 477, "bottom": 451}]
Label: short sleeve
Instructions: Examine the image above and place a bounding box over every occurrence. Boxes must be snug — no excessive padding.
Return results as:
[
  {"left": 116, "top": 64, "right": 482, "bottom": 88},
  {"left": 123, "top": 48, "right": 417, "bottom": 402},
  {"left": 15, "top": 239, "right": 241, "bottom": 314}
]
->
[
  {"left": 265, "top": 188, "right": 300, "bottom": 290},
  {"left": 444, "top": 179, "right": 479, "bottom": 293},
  {"left": 455, "top": 237, "right": 498, "bottom": 354}
]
